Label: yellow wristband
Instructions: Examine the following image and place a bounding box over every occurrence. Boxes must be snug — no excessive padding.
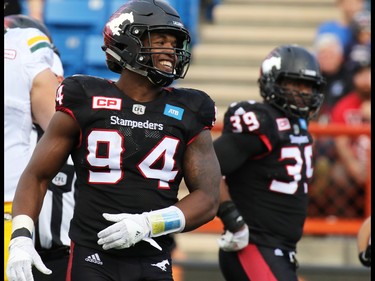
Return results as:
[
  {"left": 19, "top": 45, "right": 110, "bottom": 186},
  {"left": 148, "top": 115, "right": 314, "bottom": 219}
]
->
[{"left": 148, "top": 206, "right": 185, "bottom": 237}]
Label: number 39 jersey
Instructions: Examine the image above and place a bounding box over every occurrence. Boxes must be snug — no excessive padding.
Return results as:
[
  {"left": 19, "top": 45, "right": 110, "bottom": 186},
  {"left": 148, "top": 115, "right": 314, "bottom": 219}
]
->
[
  {"left": 55, "top": 75, "right": 216, "bottom": 256},
  {"left": 222, "top": 100, "right": 314, "bottom": 251}
]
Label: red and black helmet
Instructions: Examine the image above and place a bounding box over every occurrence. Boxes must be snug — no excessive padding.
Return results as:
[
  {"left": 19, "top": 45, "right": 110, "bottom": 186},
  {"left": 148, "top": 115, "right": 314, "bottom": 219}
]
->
[
  {"left": 258, "top": 45, "right": 326, "bottom": 120},
  {"left": 102, "top": 0, "right": 191, "bottom": 87}
]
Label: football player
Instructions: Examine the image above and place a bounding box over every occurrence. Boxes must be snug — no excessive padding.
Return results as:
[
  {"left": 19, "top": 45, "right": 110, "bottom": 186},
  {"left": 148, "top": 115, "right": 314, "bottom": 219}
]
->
[
  {"left": 4, "top": 14, "right": 75, "bottom": 281},
  {"left": 214, "top": 45, "right": 325, "bottom": 281},
  {"left": 6, "top": 1, "right": 221, "bottom": 281},
  {"left": 4, "top": 14, "right": 61, "bottom": 281}
]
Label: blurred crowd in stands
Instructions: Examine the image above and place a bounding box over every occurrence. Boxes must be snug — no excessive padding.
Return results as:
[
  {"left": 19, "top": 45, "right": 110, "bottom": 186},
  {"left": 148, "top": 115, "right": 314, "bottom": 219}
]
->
[{"left": 310, "top": 0, "right": 371, "bottom": 218}]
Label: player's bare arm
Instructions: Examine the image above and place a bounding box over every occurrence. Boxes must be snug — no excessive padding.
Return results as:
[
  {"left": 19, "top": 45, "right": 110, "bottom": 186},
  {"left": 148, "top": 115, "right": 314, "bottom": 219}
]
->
[
  {"left": 30, "top": 68, "right": 60, "bottom": 131},
  {"left": 177, "top": 129, "right": 221, "bottom": 232}
]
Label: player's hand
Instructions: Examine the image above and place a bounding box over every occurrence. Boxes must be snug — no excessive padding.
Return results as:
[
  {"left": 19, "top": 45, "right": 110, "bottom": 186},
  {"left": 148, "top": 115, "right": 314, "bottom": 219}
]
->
[
  {"left": 217, "top": 224, "right": 249, "bottom": 252},
  {"left": 359, "top": 244, "right": 371, "bottom": 267},
  {"left": 6, "top": 237, "right": 52, "bottom": 281},
  {"left": 97, "top": 213, "right": 162, "bottom": 251}
]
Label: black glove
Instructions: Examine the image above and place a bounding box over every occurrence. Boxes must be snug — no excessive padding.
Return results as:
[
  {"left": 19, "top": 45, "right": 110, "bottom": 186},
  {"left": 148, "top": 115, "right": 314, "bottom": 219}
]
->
[
  {"left": 359, "top": 244, "right": 371, "bottom": 267},
  {"left": 217, "top": 201, "right": 245, "bottom": 233}
]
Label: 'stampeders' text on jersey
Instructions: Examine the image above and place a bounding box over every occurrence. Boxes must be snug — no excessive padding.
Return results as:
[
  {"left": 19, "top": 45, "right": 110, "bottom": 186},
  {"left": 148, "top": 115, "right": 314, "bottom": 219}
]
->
[
  {"left": 55, "top": 75, "right": 216, "bottom": 256},
  {"left": 222, "top": 100, "right": 313, "bottom": 251}
]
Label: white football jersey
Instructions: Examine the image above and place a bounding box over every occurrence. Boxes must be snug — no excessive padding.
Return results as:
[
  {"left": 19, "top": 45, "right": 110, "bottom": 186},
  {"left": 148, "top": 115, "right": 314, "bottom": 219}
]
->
[{"left": 4, "top": 27, "right": 55, "bottom": 202}]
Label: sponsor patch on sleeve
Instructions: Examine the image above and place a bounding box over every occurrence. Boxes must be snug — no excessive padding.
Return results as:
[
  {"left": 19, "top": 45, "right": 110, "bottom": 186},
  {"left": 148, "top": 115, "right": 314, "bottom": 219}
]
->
[
  {"left": 276, "top": 118, "right": 291, "bottom": 131},
  {"left": 163, "top": 104, "right": 184, "bottom": 120}
]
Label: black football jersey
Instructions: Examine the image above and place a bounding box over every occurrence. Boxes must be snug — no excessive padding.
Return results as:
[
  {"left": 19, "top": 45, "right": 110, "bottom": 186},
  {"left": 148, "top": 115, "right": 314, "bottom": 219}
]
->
[
  {"left": 55, "top": 75, "right": 216, "bottom": 256},
  {"left": 222, "top": 100, "right": 314, "bottom": 251}
]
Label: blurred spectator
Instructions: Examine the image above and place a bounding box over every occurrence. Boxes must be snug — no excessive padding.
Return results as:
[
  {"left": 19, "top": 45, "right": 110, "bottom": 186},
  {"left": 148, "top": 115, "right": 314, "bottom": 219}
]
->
[
  {"left": 349, "top": 9, "right": 371, "bottom": 46},
  {"left": 346, "top": 10, "right": 371, "bottom": 72},
  {"left": 316, "top": 0, "right": 366, "bottom": 60},
  {"left": 309, "top": 46, "right": 370, "bottom": 219},
  {"left": 311, "top": 32, "right": 350, "bottom": 201},
  {"left": 328, "top": 49, "right": 371, "bottom": 217},
  {"left": 331, "top": 48, "right": 371, "bottom": 187},
  {"left": 313, "top": 33, "right": 354, "bottom": 124}
]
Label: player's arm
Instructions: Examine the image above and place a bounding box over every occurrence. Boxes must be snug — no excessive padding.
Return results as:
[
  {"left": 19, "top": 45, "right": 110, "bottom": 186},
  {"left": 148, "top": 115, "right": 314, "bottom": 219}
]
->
[
  {"left": 97, "top": 129, "right": 221, "bottom": 251},
  {"left": 214, "top": 132, "right": 268, "bottom": 175},
  {"left": 176, "top": 129, "right": 221, "bottom": 231},
  {"left": 30, "top": 68, "right": 60, "bottom": 131},
  {"left": 213, "top": 133, "right": 267, "bottom": 251}
]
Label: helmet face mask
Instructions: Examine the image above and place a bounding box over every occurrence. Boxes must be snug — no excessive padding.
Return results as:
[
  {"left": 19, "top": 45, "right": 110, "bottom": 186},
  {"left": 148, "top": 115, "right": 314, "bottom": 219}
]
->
[
  {"left": 102, "top": 0, "right": 191, "bottom": 87},
  {"left": 258, "top": 45, "right": 325, "bottom": 120}
]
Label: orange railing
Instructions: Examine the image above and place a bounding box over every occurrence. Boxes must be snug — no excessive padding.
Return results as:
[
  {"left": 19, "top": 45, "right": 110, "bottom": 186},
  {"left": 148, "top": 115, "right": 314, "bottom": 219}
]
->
[{"left": 194, "top": 122, "right": 371, "bottom": 236}]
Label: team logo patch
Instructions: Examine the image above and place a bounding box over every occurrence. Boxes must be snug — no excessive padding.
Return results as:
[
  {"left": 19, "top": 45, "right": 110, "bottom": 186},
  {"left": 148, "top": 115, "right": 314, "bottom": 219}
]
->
[
  {"left": 132, "top": 104, "right": 146, "bottom": 115},
  {"left": 92, "top": 96, "right": 122, "bottom": 110},
  {"left": 163, "top": 104, "right": 184, "bottom": 120},
  {"left": 107, "top": 12, "right": 134, "bottom": 36},
  {"left": 151, "top": 259, "right": 170, "bottom": 271},
  {"left": 276, "top": 118, "right": 291, "bottom": 131},
  {"left": 261, "top": 56, "right": 281, "bottom": 74},
  {"left": 4, "top": 49, "right": 16, "bottom": 59},
  {"left": 52, "top": 172, "right": 68, "bottom": 186}
]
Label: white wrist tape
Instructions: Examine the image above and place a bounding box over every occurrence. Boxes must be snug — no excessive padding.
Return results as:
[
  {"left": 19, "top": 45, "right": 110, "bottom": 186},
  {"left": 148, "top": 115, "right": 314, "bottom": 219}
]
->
[
  {"left": 11, "top": 215, "right": 34, "bottom": 235},
  {"left": 147, "top": 206, "right": 185, "bottom": 237}
]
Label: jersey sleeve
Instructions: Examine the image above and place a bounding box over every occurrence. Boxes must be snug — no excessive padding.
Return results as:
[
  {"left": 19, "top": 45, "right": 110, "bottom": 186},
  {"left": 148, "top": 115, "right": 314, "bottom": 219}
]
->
[
  {"left": 23, "top": 28, "right": 54, "bottom": 81},
  {"left": 55, "top": 76, "right": 90, "bottom": 128},
  {"left": 195, "top": 90, "right": 216, "bottom": 129},
  {"left": 222, "top": 101, "right": 279, "bottom": 150},
  {"left": 178, "top": 88, "right": 216, "bottom": 142}
]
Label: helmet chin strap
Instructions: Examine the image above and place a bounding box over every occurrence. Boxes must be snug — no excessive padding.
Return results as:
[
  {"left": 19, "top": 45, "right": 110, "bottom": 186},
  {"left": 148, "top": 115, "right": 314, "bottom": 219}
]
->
[{"left": 104, "top": 47, "right": 148, "bottom": 77}]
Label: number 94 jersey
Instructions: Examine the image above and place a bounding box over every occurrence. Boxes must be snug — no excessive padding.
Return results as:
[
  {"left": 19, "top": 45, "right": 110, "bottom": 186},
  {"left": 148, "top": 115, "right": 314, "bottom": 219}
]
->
[
  {"left": 222, "top": 100, "right": 314, "bottom": 251},
  {"left": 55, "top": 75, "right": 216, "bottom": 255}
]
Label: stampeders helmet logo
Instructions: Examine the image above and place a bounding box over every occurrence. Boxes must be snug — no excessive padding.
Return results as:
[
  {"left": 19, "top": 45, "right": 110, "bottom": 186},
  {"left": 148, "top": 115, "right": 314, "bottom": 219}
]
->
[
  {"left": 261, "top": 56, "right": 281, "bottom": 74},
  {"left": 169, "top": 20, "right": 184, "bottom": 28},
  {"left": 107, "top": 12, "right": 134, "bottom": 36}
]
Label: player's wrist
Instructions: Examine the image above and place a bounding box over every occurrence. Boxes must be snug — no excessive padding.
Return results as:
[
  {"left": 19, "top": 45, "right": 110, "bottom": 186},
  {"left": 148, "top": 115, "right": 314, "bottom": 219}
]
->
[
  {"left": 11, "top": 215, "right": 34, "bottom": 239},
  {"left": 146, "top": 206, "right": 185, "bottom": 237},
  {"left": 217, "top": 201, "right": 245, "bottom": 233}
]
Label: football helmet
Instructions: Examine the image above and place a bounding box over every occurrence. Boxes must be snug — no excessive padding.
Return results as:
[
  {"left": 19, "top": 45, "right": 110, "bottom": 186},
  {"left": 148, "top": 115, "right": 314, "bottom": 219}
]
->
[
  {"left": 258, "top": 45, "right": 325, "bottom": 120},
  {"left": 4, "top": 14, "right": 60, "bottom": 56},
  {"left": 102, "top": 0, "right": 191, "bottom": 87}
]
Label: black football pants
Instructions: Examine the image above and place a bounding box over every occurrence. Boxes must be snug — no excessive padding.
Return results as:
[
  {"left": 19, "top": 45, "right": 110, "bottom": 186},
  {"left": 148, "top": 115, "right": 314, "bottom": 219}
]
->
[
  {"left": 67, "top": 243, "right": 174, "bottom": 281},
  {"left": 219, "top": 243, "right": 299, "bottom": 281}
]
